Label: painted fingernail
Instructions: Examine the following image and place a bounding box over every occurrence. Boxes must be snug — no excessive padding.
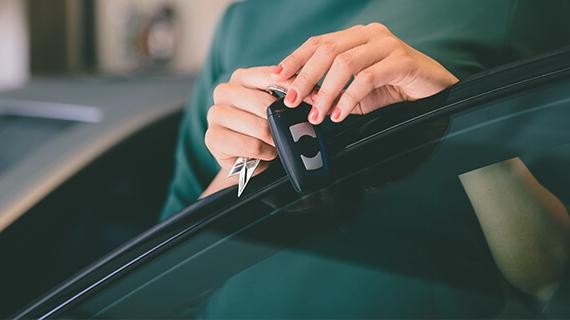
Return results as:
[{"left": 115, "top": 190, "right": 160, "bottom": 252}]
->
[
  {"left": 331, "top": 108, "right": 341, "bottom": 122},
  {"left": 285, "top": 89, "right": 298, "bottom": 107},
  {"left": 309, "top": 107, "right": 319, "bottom": 122},
  {"left": 271, "top": 64, "right": 283, "bottom": 75}
]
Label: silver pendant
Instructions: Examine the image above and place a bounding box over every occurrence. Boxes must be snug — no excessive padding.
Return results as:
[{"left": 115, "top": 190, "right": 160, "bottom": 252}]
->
[{"left": 228, "top": 157, "right": 260, "bottom": 197}]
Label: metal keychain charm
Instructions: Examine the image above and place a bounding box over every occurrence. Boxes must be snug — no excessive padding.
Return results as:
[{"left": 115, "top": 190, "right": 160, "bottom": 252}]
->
[
  {"left": 265, "top": 85, "right": 288, "bottom": 97},
  {"left": 228, "top": 156, "right": 260, "bottom": 197}
]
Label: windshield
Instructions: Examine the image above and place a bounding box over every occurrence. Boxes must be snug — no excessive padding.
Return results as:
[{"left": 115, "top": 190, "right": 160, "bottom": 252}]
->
[{"left": 39, "top": 73, "right": 570, "bottom": 319}]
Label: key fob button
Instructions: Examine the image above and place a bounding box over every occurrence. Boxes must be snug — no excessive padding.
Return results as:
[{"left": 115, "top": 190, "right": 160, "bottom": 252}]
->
[
  {"left": 289, "top": 122, "right": 317, "bottom": 142},
  {"left": 290, "top": 122, "right": 320, "bottom": 159},
  {"left": 301, "top": 151, "right": 323, "bottom": 171}
]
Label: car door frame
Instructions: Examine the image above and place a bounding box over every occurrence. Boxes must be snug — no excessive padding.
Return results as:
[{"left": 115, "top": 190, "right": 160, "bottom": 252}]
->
[{"left": 14, "top": 46, "right": 570, "bottom": 319}]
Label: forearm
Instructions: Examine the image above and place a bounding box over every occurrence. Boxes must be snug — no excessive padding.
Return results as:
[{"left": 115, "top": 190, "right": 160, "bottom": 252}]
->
[{"left": 460, "top": 157, "right": 570, "bottom": 301}]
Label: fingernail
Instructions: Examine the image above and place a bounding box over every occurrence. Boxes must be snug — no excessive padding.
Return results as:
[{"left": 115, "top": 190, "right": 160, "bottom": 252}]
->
[
  {"left": 285, "top": 89, "right": 298, "bottom": 107},
  {"left": 309, "top": 107, "right": 319, "bottom": 122},
  {"left": 271, "top": 64, "right": 283, "bottom": 75},
  {"left": 331, "top": 108, "right": 341, "bottom": 122}
]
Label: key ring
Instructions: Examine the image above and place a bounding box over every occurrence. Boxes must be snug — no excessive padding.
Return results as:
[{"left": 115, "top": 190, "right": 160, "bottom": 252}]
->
[{"left": 265, "top": 85, "right": 288, "bottom": 97}]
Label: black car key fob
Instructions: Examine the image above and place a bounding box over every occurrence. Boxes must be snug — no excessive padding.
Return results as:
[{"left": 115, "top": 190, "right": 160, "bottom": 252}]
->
[{"left": 267, "top": 95, "right": 330, "bottom": 193}]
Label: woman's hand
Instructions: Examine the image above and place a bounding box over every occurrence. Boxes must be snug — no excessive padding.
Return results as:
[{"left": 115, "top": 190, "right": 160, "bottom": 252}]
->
[
  {"left": 205, "top": 66, "right": 281, "bottom": 171},
  {"left": 271, "top": 23, "right": 459, "bottom": 124},
  {"left": 202, "top": 66, "right": 314, "bottom": 197}
]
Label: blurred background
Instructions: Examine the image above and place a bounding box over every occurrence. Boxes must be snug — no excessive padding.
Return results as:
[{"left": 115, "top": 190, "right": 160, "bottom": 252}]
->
[
  {"left": 0, "top": 0, "right": 232, "bottom": 91},
  {"left": 0, "top": 1, "right": 233, "bottom": 316}
]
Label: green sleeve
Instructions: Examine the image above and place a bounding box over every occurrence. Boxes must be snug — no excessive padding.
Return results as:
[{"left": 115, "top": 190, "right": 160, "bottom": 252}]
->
[
  {"left": 160, "top": 0, "right": 570, "bottom": 221},
  {"left": 160, "top": 4, "right": 237, "bottom": 220}
]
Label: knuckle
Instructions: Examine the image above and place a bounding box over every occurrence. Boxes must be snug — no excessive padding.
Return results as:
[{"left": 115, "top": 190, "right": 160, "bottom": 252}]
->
[
  {"left": 268, "top": 147, "right": 277, "bottom": 160},
  {"left": 230, "top": 68, "right": 245, "bottom": 82},
  {"left": 283, "top": 52, "right": 299, "bottom": 67},
  {"left": 391, "top": 47, "right": 409, "bottom": 60},
  {"left": 351, "top": 24, "right": 366, "bottom": 31},
  {"left": 206, "top": 106, "right": 217, "bottom": 125},
  {"left": 382, "top": 36, "right": 401, "bottom": 50},
  {"left": 261, "top": 126, "right": 273, "bottom": 144},
  {"left": 305, "top": 36, "right": 321, "bottom": 47},
  {"left": 213, "top": 82, "right": 229, "bottom": 102},
  {"left": 316, "top": 42, "right": 337, "bottom": 57},
  {"left": 204, "top": 128, "right": 216, "bottom": 150},
  {"left": 357, "top": 70, "right": 376, "bottom": 86},
  {"left": 250, "top": 139, "right": 265, "bottom": 156},
  {"left": 342, "top": 89, "right": 359, "bottom": 107},
  {"left": 335, "top": 53, "right": 355, "bottom": 74},
  {"left": 367, "top": 22, "right": 390, "bottom": 34}
]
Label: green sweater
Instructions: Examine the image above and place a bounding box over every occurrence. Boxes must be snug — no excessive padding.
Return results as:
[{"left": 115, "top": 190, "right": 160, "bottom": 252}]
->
[
  {"left": 161, "top": 0, "right": 570, "bottom": 219},
  {"left": 158, "top": 1, "right": 570, "bottom": 317}
]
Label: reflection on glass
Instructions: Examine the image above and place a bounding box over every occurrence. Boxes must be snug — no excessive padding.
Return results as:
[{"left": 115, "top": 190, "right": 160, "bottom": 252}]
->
[{"left": 460, "top": 157, "right": 570, "bottom": 302}]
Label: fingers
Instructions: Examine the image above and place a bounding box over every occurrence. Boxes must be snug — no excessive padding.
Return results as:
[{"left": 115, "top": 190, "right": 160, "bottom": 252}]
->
[
  {"left": 332, "top": 57, "right": 407, "bottom": 122},
  {"left": 205, "top": 125, "right": 277, "bottom": 168},
  {"left": 223, "top": 23, "right": 458, "bottom": 131},
  {"left": 283, "top": 43, "right": 338, "bottom": 109},
  {"left": 207, "top": 103, "right": 275, "bottom": 147},
  {"left": 230, "top": 66, "right": 296, "bottom": 93},
  {"left": 311, "top": 40, "right": 395, "bottom": 124},
  {"left": 271, "top": 38, "right": 318, "bottom": 81},
  {"left": 213, "top": 83, "right": 276, "bottom": 119},
  {"left": 208, "top": 65, "right": 339, "bottom": 174},
  {"left": 268, "top": 22, "right": 460, "bottom": 124},
  {"left": 276, "top": 25, "right": 371, "bottom": 108},
  {"left": 208, "top": 80, "right": 279, "bottom": 170},
  {"left": 216, "top": 76, "right": 318, "bottom": 117},
  {"left": 273, "top": 25, "right": 373, "bottom": 81}
]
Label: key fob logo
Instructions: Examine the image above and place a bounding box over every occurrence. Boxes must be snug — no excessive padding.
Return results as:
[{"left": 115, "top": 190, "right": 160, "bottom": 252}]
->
[{"left": 289, "top": 122, "right": 324, "bottom": 171}]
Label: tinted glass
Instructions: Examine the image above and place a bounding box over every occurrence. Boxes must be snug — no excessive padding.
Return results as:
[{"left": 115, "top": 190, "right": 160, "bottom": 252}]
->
[{"left": 58, "top": 77, "right": 570, "bottom": 318}]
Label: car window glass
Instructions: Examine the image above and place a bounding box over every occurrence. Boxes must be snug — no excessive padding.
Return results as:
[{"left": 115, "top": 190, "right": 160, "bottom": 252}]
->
[{"left": 62, "top": 77, "right": 570, "bottom": 319}]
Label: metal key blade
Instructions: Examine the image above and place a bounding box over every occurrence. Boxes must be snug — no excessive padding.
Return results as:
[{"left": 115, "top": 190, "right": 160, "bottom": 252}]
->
[{"left": 229, "top": 157, "right": 260, "bottom": 197}]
